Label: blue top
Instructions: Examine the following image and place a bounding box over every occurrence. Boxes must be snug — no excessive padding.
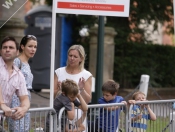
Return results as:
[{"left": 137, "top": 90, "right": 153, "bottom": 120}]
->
[
  {"left": 131, "top": 105, "right": 150, "bottom": 131},
  {"left": 14, "top": 58, "right": 33, "bottom": 89},
  {"left": 96, "top": 96, "right": 124, "bottom": 132}
]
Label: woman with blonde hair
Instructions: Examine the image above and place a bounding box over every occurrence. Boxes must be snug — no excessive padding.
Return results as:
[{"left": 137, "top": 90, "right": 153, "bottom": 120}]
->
[{"left": 54, "top": 44, "right": 92, "bottom": 131}]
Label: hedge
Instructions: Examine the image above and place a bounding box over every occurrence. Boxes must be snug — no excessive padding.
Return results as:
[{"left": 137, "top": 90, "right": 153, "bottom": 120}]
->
[{"left": 114, "top": 42, "right": 175, "bottom": 88}]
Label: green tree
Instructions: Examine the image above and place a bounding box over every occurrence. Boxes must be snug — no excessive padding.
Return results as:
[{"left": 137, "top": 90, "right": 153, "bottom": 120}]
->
[{"left": 44, "top": 0, "right": 173, "bottom": 44}]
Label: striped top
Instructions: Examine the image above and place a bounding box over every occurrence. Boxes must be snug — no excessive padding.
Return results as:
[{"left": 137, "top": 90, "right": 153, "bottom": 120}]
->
[
  {"left": 0, "top": 57, "right": 28, "bottom": 107},
  {"left": 131, "top": 105, "right": 150, "bottom": 132}
]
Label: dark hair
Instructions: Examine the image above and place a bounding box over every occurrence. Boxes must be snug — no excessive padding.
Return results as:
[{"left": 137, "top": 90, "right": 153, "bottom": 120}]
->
[
  {"left": 102, "top": 80, "right": 120, "bottom": 95},
  {"left": 19, "top": 35, "right": 37, "bottom": 53},
  {"left": 61, "top": 79, "right": 79, "bottom": 96},
  {"left": 0, "top": 36, "right": 19, "bottom": 50}
]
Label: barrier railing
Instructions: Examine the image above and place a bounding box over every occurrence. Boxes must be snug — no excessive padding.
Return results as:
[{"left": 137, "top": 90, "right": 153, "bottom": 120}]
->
[
  {"left": 0, "top": 99, "right": 175, "bottom": 132},
  {"left": 0, "top": 107, "right": 56, "bottom": 132},
  {"left": 57, "top": 99, "right": 175, "bottom": 132},
  {"left": 128, "top": 99, "right": 175, "bottom": 132},
  {"left": 57, "top": 103, "right": 127, "bottom": 132}
]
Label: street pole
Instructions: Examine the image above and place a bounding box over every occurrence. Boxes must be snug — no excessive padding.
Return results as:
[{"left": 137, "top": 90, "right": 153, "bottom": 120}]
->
[{"left": 92, "top": 16, "right": 104, "bottom": 103}]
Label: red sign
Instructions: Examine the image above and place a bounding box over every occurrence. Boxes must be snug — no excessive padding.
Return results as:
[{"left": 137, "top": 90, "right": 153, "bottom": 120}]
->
[
  {"left": 55, "top": 0, "right": 130, "bottom": 17},
  {"left": 57, "top": 2, "right": 124, "bottom": 12}
]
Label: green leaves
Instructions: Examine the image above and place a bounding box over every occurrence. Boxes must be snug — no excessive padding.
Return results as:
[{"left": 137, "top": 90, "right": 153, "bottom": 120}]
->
[{"left": 114, "top": 42, "right": 175, "bottom": 88}]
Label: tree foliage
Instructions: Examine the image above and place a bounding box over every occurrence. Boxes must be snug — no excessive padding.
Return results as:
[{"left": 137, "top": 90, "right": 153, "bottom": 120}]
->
[{"left": 45, "top": 0, "right": 173, "bottom": 43}]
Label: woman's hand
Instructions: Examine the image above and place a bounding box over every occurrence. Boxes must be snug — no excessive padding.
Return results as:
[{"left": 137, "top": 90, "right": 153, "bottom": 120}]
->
[
  {"left": 78, "top": 77, "right": 85, "bottom": 89},
  {"left": 55, "top": 81, "right": 62, "bottom": 97}
]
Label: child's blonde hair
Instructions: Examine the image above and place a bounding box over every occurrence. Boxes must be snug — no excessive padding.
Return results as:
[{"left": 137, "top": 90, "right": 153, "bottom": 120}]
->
[{"left": 132, "top": 91, "right": 145, "bottom": 100}]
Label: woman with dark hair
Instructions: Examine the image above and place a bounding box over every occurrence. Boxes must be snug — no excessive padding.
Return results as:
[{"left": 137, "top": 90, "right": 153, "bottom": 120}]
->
[{"left": 9, "top": 35, "right": 37, "bottom": 132}]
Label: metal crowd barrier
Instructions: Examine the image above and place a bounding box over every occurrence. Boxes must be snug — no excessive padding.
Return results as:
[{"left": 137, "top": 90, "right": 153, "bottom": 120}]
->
[
  {"left": 0, "top": 107, "right": 56, "bottom": 132},
  {"left": 1, "top": 99, "right": 175, "bottom": 132},
  {"left": 128, "top": 99, "right": 175, "bottom": 132},
  {"left": 57, "top": 103, "right": 127, "bottom": 132},
  {"left": 57, "top": 99, "right": 175, "bottom": 132}
]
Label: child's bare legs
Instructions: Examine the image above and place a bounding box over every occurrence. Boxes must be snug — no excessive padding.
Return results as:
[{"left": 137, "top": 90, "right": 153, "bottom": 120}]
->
[
  {"left": 72, "top": 124, "right": 85, "bottom": 132},
  {"left": 66, "top": 109, "right": 87, "bottom": 132},
  {"left": 65, "top": 123, "right": 85, "bottom": 132}
]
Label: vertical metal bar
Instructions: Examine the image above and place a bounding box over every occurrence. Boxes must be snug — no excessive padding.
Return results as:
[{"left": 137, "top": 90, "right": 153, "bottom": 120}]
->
[
  {"left": 153, "top": 103, "right": 155, "bottom": 132},
  {"left": 94, "top": 16, "right": 104, "bottom": 103},
  {"left": 50, "top": 1, "right": 57, "bottom": 131},
  {"left": 34, "top": 112, "right": 37, "bottom": 130},
  {"left": 89, "top": 108, "right": 92, "bottom": 132},
  {"left": 44, "top": 111, "right": 47, "bottom": 131},
  {"left": 50, "top": 0, "right": 56, "bottom": 108}
]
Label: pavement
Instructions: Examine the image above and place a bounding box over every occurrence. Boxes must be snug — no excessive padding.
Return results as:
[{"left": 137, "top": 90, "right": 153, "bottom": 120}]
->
[{"left": 30, "top": 89, "right": 50, "bottom": 108}]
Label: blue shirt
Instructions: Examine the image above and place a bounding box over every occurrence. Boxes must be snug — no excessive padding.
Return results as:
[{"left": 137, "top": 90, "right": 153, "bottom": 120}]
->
[{"left": 96, "top": 96, "right": 124, "bottom": 132}]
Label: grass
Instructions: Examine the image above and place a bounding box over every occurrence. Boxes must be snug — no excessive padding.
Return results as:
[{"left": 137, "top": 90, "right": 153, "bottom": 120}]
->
[
  {"left": 118, "top": 116, "right": 173, "bottom": 132},
  {"left": 147, "top": 117, "right": 172, "bottom": 132}
]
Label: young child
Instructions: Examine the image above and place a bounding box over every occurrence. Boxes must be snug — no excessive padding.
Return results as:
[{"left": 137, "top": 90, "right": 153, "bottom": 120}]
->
[
  {"left": 46, "top": 79, "right": 88, "bottom": 132},
  {"left": 128, "top": 91, "right": 156, "bottom": 132},
  {"left": 89, "top": 80, "right": 126, "bottom": 132}
]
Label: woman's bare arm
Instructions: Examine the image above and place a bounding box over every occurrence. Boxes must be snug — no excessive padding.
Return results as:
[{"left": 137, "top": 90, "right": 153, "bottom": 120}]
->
[
  {"left": 54, "top": 74, "right": 61, "bottom": 98},
  {"left": 80, "top": 76, "right": 92, "bottom": 104}
]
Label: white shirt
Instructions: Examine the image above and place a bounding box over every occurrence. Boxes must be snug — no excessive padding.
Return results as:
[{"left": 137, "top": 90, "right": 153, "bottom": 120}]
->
[{"left": 55, "top": 67, "right": 92, "bottom": 84}]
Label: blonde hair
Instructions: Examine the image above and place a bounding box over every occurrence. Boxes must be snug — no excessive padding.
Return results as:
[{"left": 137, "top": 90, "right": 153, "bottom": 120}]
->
[
  {"left": 132, "top": 91, "right": 145, "bottom": 100},
  {"left": 66, "top": 45, "right": 86, "bottom": 71}
]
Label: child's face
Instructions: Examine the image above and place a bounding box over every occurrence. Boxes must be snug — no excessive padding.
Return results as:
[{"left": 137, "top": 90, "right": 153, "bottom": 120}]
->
[
  {"left": 103, "top": 91, "right": 116, "bottom": 102},
  {"left": 67, "top": 94, "right": 77, "bottom": 102},
  {"left": 135, "top": 94, "right": 146, "bottom": 101}
]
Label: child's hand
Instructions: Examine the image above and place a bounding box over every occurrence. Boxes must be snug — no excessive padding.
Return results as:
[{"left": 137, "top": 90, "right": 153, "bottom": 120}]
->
[
  {"left": 144, "top": 100, "right": 149, "bottom": 108},
  {"left": 76, "top": 92, "right": 83, "bottom": 100},
  {"left": 78, "top": 77, "right": 85, "bottom": 89},
  {"left": 57, "top": 81, "right": 61, "bottom": 90},
  {"left": 121, "top": 101, "right": 127, "bottom": 105},
  {"left": 128, "top": 100, "right": 136, "bottom": 104},
  {"left": 136, "top": 114, "right": 142, "bottom": 120}
]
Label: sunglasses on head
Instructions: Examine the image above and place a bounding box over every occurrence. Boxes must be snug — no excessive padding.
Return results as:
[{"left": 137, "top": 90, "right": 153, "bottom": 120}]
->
[{"left": 25, "top": 35, "right": 37, "bottom": 39}]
